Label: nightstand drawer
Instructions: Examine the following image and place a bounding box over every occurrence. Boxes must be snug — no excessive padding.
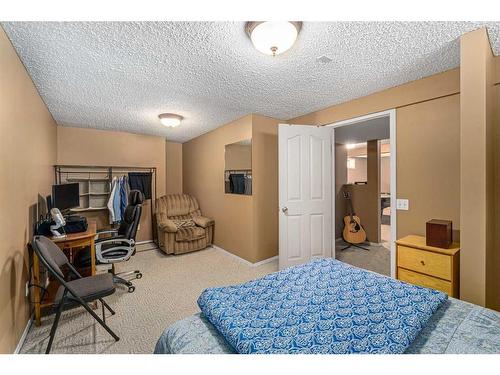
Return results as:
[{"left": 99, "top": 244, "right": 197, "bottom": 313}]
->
[
  {"left": 397, "top": 245, "right": 451, "bottom": 280},
  {"left": 398, "top": 268, "right": 452, "bottom": 295}
]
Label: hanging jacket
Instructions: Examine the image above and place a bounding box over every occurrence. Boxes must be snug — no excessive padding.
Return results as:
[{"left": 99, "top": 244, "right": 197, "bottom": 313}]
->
[
  {"left": 107, "top": 177, "right": 118, "bottom": 224},
  {"left": 128, "top": 172, "right": 152, "bottom": 199},
  {"left": 229, "top": 173, "right": 245, "bottom": 194},
  {"left": 244, "top": 175, "right": 252, "bottom": 195},
  {"left": 124, "top": 175, "right": 130, "bottom": 205},
  {"left": 120, "top": 176, "right": 128, "bottom": 215},
  {"left": 113, "top": 177, "right": 122, "bottom": 222}
]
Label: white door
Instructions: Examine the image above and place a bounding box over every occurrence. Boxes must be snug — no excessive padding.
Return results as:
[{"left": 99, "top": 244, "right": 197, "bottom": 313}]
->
[{"left": 278, "top": 124, "right": 333, "bottom": 270}]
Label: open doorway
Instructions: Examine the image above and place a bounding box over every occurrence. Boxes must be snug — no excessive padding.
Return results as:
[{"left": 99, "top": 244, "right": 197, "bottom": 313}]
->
[{"left": 329, "top": 111, "right": 396, "bottom": 277}]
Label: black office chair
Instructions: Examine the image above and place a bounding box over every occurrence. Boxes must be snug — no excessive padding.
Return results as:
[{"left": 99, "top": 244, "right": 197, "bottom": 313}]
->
[
  {"left": 95, "top": 190, "right": 143, "bottom": 293},
  {"left": 31, "top": 236, "right": 119, "bottom": 354}
]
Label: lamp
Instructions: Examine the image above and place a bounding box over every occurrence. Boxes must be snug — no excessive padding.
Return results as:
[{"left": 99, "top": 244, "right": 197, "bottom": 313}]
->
[
  {"left": 245, "top": 21, "right": 302, "bottom": 56},
  {"left": 159, "top": 113, "right": 183, "bottom": 127}
]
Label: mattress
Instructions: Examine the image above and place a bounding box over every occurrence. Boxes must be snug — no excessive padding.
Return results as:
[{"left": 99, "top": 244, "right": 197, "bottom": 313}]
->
[
  {"left": 155, "top": 297, "right": 500, "bottom": 354},
  {"left": 197, "top": 258, "right": 447, "bottom": 354}
]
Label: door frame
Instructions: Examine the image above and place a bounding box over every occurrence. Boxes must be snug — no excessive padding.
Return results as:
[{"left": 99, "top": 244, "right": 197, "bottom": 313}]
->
[{"left": 325, "top": 109, "right": 397, "bottom": 278}]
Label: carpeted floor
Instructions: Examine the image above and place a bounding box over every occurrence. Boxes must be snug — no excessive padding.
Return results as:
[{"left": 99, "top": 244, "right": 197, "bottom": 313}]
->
[
  {"left": 20, "top": 244, "right": 277, "bottom": 354},
  {"left": 335, "top": 240, "right": 391, "bottom": 276},
  {"left": 22, "top": 241, "right": 390, "bottom": 354}
]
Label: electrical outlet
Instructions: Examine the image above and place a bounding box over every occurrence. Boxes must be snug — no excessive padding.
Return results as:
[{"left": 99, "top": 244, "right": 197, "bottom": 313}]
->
[
  {"left": 396, "top": 199, "right": 409, "bottom": 211},
  {"left": 25, "top": 281, "right": 29, "bottom": 297}
]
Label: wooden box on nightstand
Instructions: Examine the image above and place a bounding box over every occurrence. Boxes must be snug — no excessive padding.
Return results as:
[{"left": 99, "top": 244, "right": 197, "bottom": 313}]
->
[{"left": 395, "top": 235, "right": 460, "bottom": 298}]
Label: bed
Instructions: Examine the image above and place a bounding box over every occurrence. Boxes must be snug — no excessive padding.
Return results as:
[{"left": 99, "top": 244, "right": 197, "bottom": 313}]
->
[{"left": 155, "top": 259, "right": 500, "bottom": 354}]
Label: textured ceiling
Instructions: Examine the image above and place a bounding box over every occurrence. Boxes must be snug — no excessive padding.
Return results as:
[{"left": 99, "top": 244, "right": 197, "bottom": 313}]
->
[{"left": 2, "top": 22, "right": 500, "bottom": 142}]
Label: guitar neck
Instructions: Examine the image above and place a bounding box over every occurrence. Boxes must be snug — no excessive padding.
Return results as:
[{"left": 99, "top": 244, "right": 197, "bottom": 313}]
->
[{"left": 347, "top": 197, "right": 355, "bottom": 219}]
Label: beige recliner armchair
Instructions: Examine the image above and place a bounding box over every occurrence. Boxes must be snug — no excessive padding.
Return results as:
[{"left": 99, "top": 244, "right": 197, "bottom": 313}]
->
[{"left": 155, "top": 194, "right": 214, "bottom": 254}]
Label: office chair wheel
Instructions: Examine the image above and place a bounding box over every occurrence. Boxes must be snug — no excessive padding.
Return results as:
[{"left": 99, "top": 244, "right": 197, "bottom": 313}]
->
[
  {"left": 128, "top": 286, "right": 135, "bottom": 293},
  {"left": 136, "top": 273, "right": 143, "bottom": 279}
]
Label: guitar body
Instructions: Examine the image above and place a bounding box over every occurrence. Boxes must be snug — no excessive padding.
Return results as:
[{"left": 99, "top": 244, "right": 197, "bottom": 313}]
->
[
  {"left": 342, "top": 215, "right": 367, "bottom": 244},
  {"left": 342, "top": 191, "right": 367, "bottom": 244}
]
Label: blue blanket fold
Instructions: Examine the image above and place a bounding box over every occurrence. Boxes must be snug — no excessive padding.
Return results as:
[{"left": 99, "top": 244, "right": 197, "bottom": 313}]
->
[{"left": 197, "top": 258, "right": 447, "bottom": 354}]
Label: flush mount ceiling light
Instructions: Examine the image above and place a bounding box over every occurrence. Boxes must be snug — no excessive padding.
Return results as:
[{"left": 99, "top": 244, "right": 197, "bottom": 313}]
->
[
  {"left": 245, "top": 21, "right": 302, "bottom": 56},
  {"left": 158, "top": 113, "right": 183, "bottom": 127}
]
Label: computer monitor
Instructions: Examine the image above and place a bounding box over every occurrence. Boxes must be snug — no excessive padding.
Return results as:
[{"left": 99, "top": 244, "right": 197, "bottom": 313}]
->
[{"left": 52, "top": 183, "right": 80, "bottom": 211}]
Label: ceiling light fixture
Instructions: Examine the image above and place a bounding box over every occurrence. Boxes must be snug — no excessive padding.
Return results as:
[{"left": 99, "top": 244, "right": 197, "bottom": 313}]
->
[
  {"left": 158, "top": 113, "right": 183, "bottom": 128},
  {"left": 245, "top": 21, "right": 302, "bottom": 56}
]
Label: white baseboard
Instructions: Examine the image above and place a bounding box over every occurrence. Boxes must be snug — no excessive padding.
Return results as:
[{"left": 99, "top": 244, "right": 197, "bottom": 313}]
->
[
  {"left": 136, "top": 240, "right": 154, "bottom": 245},
  {"left": 252, "top": 255, "right": 278, "bottom": 267},
  {"left": 14, "top": 314, "right": 33, "bottom": 354},
  {"left": 211, "top": 245, "right": 277, "bottom": 267}
]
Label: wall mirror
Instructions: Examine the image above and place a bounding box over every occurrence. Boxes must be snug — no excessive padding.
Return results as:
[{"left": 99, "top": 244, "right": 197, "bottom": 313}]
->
[{"left": 224, "top": 139, "right": 252, "bottom": 195}]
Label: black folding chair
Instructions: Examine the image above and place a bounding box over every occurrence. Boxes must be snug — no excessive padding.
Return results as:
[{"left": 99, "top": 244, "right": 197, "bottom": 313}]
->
[{"left": 31, "top": 235, "right": 120, "bottom": 354}]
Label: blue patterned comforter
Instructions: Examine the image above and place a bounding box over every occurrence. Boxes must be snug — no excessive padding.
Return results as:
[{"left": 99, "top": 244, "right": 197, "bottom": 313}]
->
[{"left": 197, "top": 258, "right": 447, "bottom": 354}]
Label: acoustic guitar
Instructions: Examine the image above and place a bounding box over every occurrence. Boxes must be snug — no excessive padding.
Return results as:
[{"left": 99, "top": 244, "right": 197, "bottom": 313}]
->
[{"left": 342, "top": 191, "right": 367, "bottom": 244}]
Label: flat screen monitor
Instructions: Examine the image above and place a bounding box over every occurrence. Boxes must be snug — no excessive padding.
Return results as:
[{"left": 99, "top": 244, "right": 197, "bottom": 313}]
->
[{"left": 52, "top": 183, "right": 80, "bottom": 211}]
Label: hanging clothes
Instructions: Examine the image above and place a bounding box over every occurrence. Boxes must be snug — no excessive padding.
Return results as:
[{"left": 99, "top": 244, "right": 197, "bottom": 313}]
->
[
  {"left": 244, "top": 175, "right": 252, "bottom": 195},
  {"left": 113, "top": 177, "right": 123, "bottom": 222},
  {"left": 229, "top": 173, "right": 245, "bottom": 194},
  {"left": 107, "top": 177, "right": 118, "bottom": 224},
  {"left": 124, "top": 175, "right": 130, "bottom": 205},
  {"left": 128, "top": 172, "right": 152, "bottom": 199},
  {"left": 119, "top": 175, "right": 129, "bottom": 215}
]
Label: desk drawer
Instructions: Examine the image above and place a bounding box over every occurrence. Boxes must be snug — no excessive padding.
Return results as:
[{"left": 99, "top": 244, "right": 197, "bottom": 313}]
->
[
  {"left": 398, "top": 268, "right": 452, "bottom": 295},
  {"left": 397, "top": 245, "right": 451, "bottom": 280}
]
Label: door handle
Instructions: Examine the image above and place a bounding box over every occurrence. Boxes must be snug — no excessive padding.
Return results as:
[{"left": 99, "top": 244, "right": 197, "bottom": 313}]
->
[{"left": 281, "top": 207, "right": 288, "bottom": 214}]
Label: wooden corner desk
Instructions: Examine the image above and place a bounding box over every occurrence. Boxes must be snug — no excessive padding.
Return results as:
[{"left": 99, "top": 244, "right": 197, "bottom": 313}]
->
[{"left": 33, "top": 220, "right": 97, "bottom": 326}]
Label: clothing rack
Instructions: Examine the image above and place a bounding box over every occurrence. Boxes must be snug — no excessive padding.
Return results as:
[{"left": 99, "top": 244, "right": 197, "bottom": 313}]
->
[
  {"left": 224, "top": 169, "right": 252, "bottom": 177},
  {"left": 224, "top": 169, "right": 252, "bottom": 195},
  {"left": 54, "top": 165, "right": 157, "bottom": 242}
]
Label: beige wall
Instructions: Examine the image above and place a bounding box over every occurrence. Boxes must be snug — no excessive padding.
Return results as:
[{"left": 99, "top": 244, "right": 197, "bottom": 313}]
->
[
  {"left": 57, "top": 126, "right": 166, "bottom": 242},
  {"left": 397, "top": 94, "right": 461, "bottom": 240},
  {"left": 288, "top": 31, "right": 500, "bottom": 310},
  {"left": 347, "top": 157, "right": 367, "bottom": 184},
  {"left": 166, "top": 141, "right": 183, "bottom": 195},
  {"left": 290, "top": 69, "right": 461, "bottom": 243},
  {"left": 0, "top": 28, "right": 57, "bottom": 353},
  {"left": 346, "top": 145, "right": 390, "bottom": 192},
  {"left": 381, "top": 156, "right": 391, "bottom": 194},
  {"left": 492, "top": 58, "right": 500, "bottom": 311},
  {"left": 291, "top": 69, "right": 460, "bottom": 126},
  {"left": 251, "top": 115, "right": 280, "bottom": 262},
  {"left": 335, "top": 144, "right": 347, "bottom": 238},
  {"left": 459, "top": 28, "right": 496, "bottom": 308},
  {"left": 183, "top": 114, "right": 280, "bottom": 263},
  {"left": 345, "top": 140, "right": 381, "bottom": 243},
  {"left": 183, "top": 115, "right": 255, "bottom": 261}
]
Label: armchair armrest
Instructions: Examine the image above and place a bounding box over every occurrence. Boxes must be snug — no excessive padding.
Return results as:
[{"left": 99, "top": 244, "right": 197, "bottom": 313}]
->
[
  {"left": 158, "top": 219, "right": 178, "bottom": 233},
  {"left": 192, "top": 216, "right": 214, "bottom": 228}
]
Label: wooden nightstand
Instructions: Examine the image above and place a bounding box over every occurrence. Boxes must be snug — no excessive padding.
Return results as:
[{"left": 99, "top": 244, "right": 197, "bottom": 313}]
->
[{"left": 395, "top": 235, "right": 460, "bottom": 298}]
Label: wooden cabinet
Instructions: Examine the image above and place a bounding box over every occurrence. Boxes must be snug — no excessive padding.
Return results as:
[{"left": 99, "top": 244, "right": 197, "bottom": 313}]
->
[{"left": 396, "top": 235, "right": 460, "bottom": 298}]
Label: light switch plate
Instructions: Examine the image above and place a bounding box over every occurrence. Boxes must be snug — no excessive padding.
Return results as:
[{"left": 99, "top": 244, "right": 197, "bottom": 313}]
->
[{"left": 396, "top": 198, "right": 409, "bottom": 211}]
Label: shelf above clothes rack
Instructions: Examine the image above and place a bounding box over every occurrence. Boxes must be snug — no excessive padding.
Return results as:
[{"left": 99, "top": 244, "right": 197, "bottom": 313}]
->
[{"left": 54, "top": 165, "right": 157, "bottom": 242}]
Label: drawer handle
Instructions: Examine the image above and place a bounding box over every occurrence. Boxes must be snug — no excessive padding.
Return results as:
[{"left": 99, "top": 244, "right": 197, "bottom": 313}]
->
[{"left": 420, "top": 260, "right": 425, "bottom": 266}]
